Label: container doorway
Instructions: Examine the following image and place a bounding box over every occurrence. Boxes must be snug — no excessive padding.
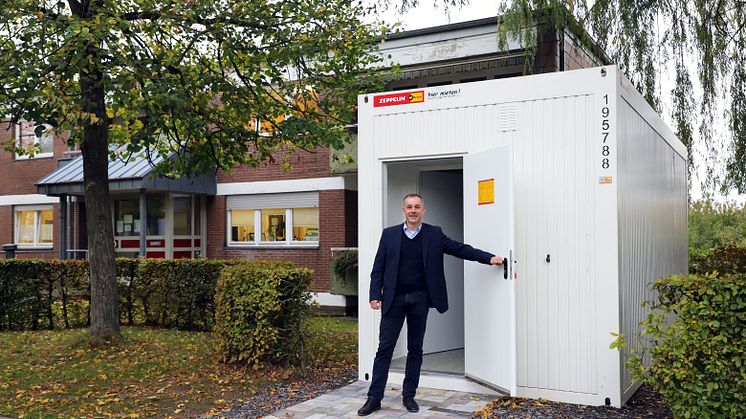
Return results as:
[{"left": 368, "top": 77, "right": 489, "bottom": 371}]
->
[{"left": 383, "top": 158, "right": 466, "bottom": 376}]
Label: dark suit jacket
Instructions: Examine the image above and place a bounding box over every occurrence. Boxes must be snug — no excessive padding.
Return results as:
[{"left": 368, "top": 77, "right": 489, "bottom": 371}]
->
[{"left": 370, "top": 223, "right": 495, "bottom": 316}]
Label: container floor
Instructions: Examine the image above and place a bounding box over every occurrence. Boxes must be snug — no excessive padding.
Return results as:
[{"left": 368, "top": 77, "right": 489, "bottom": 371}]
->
[{"left": 391, "top": 348, "right": 464, "bottom": 375}]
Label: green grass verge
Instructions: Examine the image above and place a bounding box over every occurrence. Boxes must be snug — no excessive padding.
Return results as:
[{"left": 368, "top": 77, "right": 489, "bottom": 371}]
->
[{"left": 0, "top": 316, "right": 358, "bottom": 418}]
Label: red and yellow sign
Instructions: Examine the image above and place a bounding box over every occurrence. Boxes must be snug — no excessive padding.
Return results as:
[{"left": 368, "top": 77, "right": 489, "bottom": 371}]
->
[
  {"left": 478, "top": 178, "right": 495, "bottom": 205},
  {"left": 373, "top": 91, "right": 424, "bottom": 107}
]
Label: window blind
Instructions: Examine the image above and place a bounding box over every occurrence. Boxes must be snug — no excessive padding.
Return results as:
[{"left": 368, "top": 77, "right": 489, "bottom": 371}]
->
[{"left": 226, "top": 192, "right": 319, "bottom": 210}]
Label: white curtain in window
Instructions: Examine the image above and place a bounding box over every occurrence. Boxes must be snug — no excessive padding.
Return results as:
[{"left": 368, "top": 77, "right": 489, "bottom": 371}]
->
[
  {"left": 16, "top": 210, "right": 35, "bottom": 243},
  {"left": 14, "top": 207, "right": 53, "bottom": 246}
]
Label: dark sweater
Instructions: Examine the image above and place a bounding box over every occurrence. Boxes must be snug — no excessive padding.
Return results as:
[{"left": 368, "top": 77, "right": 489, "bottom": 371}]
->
[{"left": 396, "top": 229, "right": 427, "bottom": 294}]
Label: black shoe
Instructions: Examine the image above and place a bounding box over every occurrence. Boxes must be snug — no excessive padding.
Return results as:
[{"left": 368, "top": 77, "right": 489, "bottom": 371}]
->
[
  {"left": 357, "top": 398, "right": 381, "bottom": 416},
  {"left": 403, "top": 396, "right": 419, "bottom": 412}
]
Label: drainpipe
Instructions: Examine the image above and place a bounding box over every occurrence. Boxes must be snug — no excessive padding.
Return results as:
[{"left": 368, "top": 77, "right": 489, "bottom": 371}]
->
[
  {"left": 139, "top": 188, "right": 147, "bottom": 258},
  {"left": 559, "top": 26, "right": 565, "bottom": 71},
  {"left": 66, "top": 196, "right": 72, "bottom": 258},
  {"left": 59, "top": 194, "right": 67, "bottom": 260}
]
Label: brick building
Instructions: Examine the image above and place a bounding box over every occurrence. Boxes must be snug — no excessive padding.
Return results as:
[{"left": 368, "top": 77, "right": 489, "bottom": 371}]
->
[
  {"left": 0, "top": 121, "right": 70, "bottom": 260},
  {"left": 0, "top": 17, "right": 607, "bottom": 310}
]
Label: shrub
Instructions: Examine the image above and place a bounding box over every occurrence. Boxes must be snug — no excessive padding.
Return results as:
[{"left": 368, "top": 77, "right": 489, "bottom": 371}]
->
[
  {"left": 135, "top": 259, "right": 224, "bottom": 331},
  {"left": 0, "top": 259, "right": 90, "bottom": 331},
  {"left": 626, "top": 273, "right": 746, "bottom": 418},
  {"left": 215, "top": 261, "right": 313, "bottom": 368},
  {"left": 690, "top": 244, "right": 746, "bottom": 275},
  {"left": 52, "top": 299, "right": 89, "bottom": 329},
  {"left": 45, "top": 259, "right": 89, "bottom": 328},
  {"left": 689, "top": 200, "right": 746, "bottom": 253},
  {"left": 117, "top": 258, "right": 139, "bottom": 326},
  {"left": 331, "top": 249, "right": 358, "bottom": 283},
  {"left": 0, "top": 258, "right": 238, "bottom": 332},
  {"left": 0, "top": 259, "right": 46, "bottom": 331},
  {"left": 688, "top": 246, "right": 711, "bottom": 275}
]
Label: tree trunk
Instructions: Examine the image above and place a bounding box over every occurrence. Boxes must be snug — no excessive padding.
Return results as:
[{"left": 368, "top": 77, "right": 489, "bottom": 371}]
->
[{"left": 80, "top": 65, "right": 119, "bottom": 338}]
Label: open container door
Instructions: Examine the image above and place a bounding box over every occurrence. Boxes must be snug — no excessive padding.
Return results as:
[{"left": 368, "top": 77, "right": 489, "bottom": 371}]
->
[{"left": 463, "top": 145, "right": 516, "bottom": 395}]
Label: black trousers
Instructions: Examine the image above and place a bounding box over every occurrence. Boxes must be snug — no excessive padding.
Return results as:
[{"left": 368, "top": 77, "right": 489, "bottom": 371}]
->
[{"left": 367, "top": 290, "right": 430, "bottom": 401}]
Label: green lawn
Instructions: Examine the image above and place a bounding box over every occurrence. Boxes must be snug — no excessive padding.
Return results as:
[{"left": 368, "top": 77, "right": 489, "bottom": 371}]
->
[{"left": 0, "top": 316, "right": 358, "bottom": 418}]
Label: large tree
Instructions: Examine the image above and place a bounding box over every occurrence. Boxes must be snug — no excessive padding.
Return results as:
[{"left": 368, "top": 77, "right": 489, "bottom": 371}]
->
[
  {"left": 493, "top": 0, "right": 745, "bottom": 196},
  {"left": 0, "top": 0, "right": 384, "bottom": 337}
]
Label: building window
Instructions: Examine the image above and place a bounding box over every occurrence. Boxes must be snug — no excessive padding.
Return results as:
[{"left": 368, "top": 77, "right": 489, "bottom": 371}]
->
[
  {"left": 231, "top": 210, "right": 255, "bottom": 242},
  {"left": 146, "top": 195, "right": 166, "bottom": 235},
  {"left": 14, "top": 206, "right": 53, "bottom": 248},
  {"left": 261, "top": 208, "right": 286, "bottom": 241},
  {"left": 193, "top": 195, "right": 201, "bottom": 235},
  {"left": 292, "top": 208, "right": 319, "bottom": 241},
  {"left": 173, "top": 196, "right": 192, "bottom": 236},
  {"left": 114, "top": 197, "right": 167, "bottom": 237},
  {"left": 15, "top": 121, "right": 53, "bottom": 159},
  {"left": 226, "top": 192, "right": 319, "bottom": 247},
  {"left": 114, "top": 200, "right": 139, "bottom": 236}
]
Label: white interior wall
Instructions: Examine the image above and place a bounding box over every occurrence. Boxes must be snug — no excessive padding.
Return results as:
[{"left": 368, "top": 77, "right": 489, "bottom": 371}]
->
[
  {"left": 383, "top": 162, "right": 465, "bottom": 359},
  {"left": 383, "top": 163, "right": 417, "bottom": 360},
  {"left": 420, "top": 170, "right": 464, "bottom": 354}
]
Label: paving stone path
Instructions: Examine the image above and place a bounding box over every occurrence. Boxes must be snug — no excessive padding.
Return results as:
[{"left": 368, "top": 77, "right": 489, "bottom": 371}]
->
[{"left": 265, "top": 381, "right": 495, "bottom": 418}]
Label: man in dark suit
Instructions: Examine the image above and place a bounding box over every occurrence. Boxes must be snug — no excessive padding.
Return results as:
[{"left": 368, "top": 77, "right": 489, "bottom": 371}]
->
[{"left": 358, "top": 193, "right": 503, "bottom": 415}]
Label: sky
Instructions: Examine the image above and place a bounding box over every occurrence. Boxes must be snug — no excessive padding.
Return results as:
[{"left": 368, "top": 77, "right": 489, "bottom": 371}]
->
[{"left": 371, "top": 0, "right": 498, "bottom": 31}]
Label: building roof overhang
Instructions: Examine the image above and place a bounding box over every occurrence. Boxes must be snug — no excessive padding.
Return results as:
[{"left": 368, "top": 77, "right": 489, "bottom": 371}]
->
[{"left": 35, "top": 150, "right": 217, "bottom": 197}]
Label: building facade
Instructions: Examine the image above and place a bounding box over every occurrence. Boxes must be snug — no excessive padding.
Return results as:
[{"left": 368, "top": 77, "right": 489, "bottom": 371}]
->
[
  {"left": 0, "top": 16, "right": 606, "bottom": 309},
  {"left": 0, "top": 120, "right": 70, "bottom": 260}
]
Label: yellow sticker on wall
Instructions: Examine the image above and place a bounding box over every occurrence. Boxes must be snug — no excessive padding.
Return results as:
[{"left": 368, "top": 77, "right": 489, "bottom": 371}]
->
[{"left": 478, "top": 178, "right": 495, "bottom": 205}]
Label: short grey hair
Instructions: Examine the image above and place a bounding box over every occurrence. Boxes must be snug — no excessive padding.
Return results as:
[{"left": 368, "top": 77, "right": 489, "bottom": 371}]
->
[{"left": 402, "top": 193, "right": 424, "bottom": 205}]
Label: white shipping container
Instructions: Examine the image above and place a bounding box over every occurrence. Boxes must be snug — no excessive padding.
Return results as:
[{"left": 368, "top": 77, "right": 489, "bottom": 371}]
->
[{"left": 356, "top": 65, "right": 687, "bottom": 407}]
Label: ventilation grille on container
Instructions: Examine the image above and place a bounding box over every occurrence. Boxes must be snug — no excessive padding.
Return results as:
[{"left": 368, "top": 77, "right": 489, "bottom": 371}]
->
[{"left": 496, "top": 104, "right": 518, "bottom": 132}]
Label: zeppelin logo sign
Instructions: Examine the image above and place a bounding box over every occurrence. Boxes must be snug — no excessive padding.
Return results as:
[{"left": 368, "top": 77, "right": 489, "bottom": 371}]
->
[{"left": 373, "top": 91, "right": 424, "bottom": 107}]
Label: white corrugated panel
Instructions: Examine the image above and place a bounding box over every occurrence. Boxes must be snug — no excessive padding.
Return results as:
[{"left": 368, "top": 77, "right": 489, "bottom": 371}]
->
[
  {"left": 226, "top": 192, "right": 318, "bottom": 209},
  {"left": 514, "top": 95, "right": 597, "bottom": 394},
  {"left": 617, "top": 99, "right": 688, "bottom": 395},
  {"left": 374, "top": 105, "right": 509, "bottom": 160},
  {"left": 373, "top": 95, "right": 599, "bottom": 395}
]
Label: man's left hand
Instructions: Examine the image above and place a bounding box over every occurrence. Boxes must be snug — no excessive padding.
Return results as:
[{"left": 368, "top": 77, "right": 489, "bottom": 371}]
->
[{"left": 490, "top": 256, "right": 503, "bottom": 265}]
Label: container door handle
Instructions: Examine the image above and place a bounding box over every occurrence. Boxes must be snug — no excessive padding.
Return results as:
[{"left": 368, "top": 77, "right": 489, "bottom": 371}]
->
[{"left": 503, "top": 257, "right": 508, "bottom": 279}]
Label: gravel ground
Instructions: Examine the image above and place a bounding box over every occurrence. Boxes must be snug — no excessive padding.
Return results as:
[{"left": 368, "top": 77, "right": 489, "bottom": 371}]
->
[
  {"left": 216, "top": 369, "right": 359, "bottom": 418},
  {"left": 477, "top": 385, "right": 672, "bottom": 418}
]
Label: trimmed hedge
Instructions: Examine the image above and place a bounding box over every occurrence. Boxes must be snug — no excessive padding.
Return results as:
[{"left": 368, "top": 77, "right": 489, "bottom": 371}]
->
[
  {"left": 0, "top": 258, "right": 308, "bottom": 335},
  {"left": 134, "top": 259, "right": 226, "bottom": 330},
  {"left": 0, "top": 259, "right": 47, "bottom": 331},
  {"left": 0, "top": 259, "right": 89, "bottom": 331},
  {"left": 215, "top": 261, "right": 313, "bottom": 368},
  {"left": 625, "top": 273, "right": 746, "bottom": 418}
]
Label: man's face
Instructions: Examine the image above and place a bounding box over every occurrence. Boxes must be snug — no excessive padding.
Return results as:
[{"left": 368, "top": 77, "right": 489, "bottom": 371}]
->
[{"left": 402, "top": 196, "right": 426, "bottom": 226}]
